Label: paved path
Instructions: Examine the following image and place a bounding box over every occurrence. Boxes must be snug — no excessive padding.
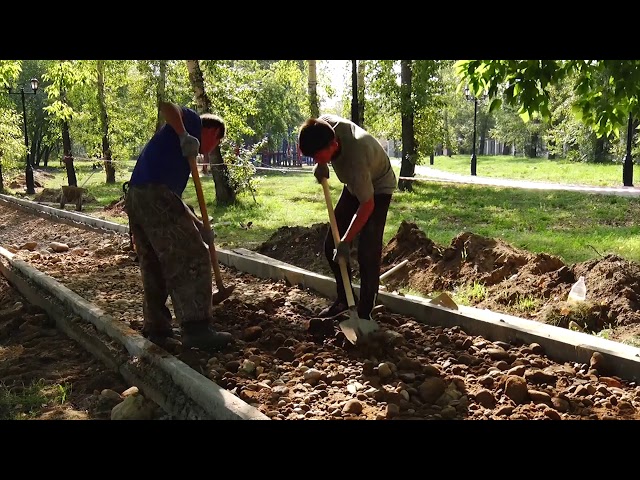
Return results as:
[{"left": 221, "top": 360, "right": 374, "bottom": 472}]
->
[{"left": 391, "top": 160, "right": 640, "bottom": 198}]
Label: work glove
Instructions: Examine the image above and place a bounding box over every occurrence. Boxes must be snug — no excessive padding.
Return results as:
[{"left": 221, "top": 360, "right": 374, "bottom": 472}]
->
[
  {"left": 313, "top": 162, "right": 330, "bottom": 184},
  {"left": 332, "top": 240, "right": 350, "bottom": 264},
  {"left": 186, "top": 208, "right": 213, "bottom": 246},
  {"left": 200, "top": 227, "right": 215, "bottom": 246},
  {"left": 179, "top": 131, "right": 200, "bottom": 158}
]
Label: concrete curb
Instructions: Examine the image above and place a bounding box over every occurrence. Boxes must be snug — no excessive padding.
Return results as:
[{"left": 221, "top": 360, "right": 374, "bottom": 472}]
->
[
  {"left": 0, "top": 194, "right": 129, "bottom": 234},
  {"left": 0, "top": 245, "right": 268, "bottom": 420}
]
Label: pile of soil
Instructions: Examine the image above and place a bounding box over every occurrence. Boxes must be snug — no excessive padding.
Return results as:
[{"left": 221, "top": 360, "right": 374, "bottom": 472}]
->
[{"left": 257, "top": 220, "right": 640, "bottom": 345}]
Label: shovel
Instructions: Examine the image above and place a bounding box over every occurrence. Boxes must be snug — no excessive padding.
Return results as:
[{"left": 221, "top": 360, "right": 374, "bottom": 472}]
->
[
  {"left": 188, "top": 155, "right": 235, "bottom": 305},
  {"left": 429, "top": 292, "right": 458, "bottom": 310},
  {"left": 320, "top": 178, "right": 379, "bottom": 344}
]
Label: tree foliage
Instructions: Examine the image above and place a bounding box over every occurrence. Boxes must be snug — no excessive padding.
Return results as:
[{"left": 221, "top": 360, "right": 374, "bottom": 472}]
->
[{"left": 455, "top": 60, "right": 640, "bottom": 139}]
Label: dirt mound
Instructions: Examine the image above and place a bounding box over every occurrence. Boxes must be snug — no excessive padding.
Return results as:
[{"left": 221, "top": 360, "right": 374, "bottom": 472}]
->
[
  {"left": 257, "top": 220, "right": 640, "bottom": 343},
  {"left": 257, "top": 223, "right": 333, "bottom": 277},
  {"left": 104, "top": 197, "right": 126, "bottom": 213},
  {"left": 5, "top": 170, "right": 53, "bottom": 191},
  {"left": 34, "top": 187, "right": 98, "bottom": 205}
]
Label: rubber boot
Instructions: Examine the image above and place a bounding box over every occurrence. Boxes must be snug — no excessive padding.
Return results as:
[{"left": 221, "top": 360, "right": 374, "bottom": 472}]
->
[{"left": 181, "top": 321, "right": 233, "bottom": 351}]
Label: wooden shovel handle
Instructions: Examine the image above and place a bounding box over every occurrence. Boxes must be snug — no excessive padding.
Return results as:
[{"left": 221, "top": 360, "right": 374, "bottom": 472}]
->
[
  {"left": 188, "top": 156, "right": 224, "bottom": 289},
  {"left": 188, "top": 156, "right": 211, "bottom": 231},
  {"left": 321, "top": 178, "right": 356, "bottom": 309}
]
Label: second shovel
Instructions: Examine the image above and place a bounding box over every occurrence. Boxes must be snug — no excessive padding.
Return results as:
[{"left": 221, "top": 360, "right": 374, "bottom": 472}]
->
[{"left": 320, "top": 178, "right": 378, "bottom": 344}]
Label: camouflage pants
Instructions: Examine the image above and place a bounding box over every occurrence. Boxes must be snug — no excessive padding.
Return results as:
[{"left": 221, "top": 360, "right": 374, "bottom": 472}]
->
[{"left": 125, "top": 184, "right": 212, "bottom": 334}]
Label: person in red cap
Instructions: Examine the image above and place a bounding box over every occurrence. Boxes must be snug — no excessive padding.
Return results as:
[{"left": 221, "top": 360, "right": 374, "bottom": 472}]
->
[
  {"left": 126, "top": 101, "right": 232, "bottom": 351},
  {"left": 298, "top": 114, "right": 397, "bottom": 321}
]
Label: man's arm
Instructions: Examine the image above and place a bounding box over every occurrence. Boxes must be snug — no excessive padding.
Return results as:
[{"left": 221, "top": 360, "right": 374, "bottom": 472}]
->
[
  {"left": 160, "top": 101, "right": 200, "bottom": 158},
  {"left": 341, "top": 197, "right": 374, "bottom": 243},
  {"left": 159, "top": 101, "right": 187, "bottom": 135},
  {"left": 332, "top": 196, "right": 374, "bottom": 264}
]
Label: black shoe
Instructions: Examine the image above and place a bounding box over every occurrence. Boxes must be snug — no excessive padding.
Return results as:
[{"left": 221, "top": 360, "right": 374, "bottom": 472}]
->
[
  {"left": 306, "top": 317, "right": 335, "bottom": 337},
  {"left": 318, "top": 298, "right": 349, "bottom": 318},
  {"left": 181, "top": 321, "right": 233, "bottom": 351},
  {"left": 143, "top": 329, "right": 180, "bottom": 350},
  {"left": 142, "top": 327, "right": 173, "bottom": 342}
]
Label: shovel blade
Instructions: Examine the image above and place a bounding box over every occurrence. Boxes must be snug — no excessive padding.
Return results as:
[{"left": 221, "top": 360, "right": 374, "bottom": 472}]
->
[
  {"left": 429, "top": 292, "right": 458, "bottom": 310},
  {"left": 338, "top": 318, "right": 360, "bottom": 344},
  {"left": 212, "top": 284, "right": 235, "bottom": 305},
  {"left": 339, "top": 310, "right": 380, "bottom": 345}
]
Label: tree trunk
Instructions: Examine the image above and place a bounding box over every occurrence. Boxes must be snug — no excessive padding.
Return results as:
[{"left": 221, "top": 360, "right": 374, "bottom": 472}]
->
[
  {"left": 186, "top": 59, "right": 210, "bottom": 174},
  {"left": 594, "top": 136, "right": 606, "bottom": 163},
  {"left": 351, "top": 60, "right": 359, "bottom": 125},
  {"left": 186, "top": 60, "right": 236, "bottom": 205},
  {"left": 526, "top": 133, "right": 538, "bottom": 158},
  {"left": 209, "top": 147, "right": 236, "bottom": 206},
  {"left": 398, "top": 60, "right": 416, "bottom": 192},
  {"left": 357, "top": 60, "right": 365, "bottom": 127},
  {"left": 42, "top": 146, "right": 50, "bottom": 167},
  {"left": 479, "top": 117, "right": 486, "bottom": 156},
  {"left": 62, "top": 119, "right": 77, "bottom": 187},
  {"left": 307, "top": 61, "right": 319, "bottom": 118},
  {"left": 97, "top": 60, "right": 115, "bottom": 183},
  {"left": 155, "top": 60, "right": 167, "bottom": 133}
]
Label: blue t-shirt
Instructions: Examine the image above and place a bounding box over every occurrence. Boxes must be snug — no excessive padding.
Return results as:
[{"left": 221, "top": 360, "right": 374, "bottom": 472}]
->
[{"left": 129, "top": 106, "right": 202, "bottom": 196}]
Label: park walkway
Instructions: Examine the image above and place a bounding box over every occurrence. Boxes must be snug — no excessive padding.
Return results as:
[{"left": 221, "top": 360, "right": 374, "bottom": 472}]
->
[{"left": 391, "top": 159, "right": 640, "bottom": 198}]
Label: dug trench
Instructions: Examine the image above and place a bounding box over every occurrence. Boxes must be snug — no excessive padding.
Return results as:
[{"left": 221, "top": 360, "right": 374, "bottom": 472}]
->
[{"left": 0, "top": 200, "right": 639, "bottom": 420}]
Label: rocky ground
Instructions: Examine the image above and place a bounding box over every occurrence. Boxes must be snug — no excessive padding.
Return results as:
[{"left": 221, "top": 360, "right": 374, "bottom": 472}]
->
[
  {"left": 0, "top": 273, "right": 165, "bottom": 420},
  {"left": 1, "top": 200, "right": 640, "bottom": 420}
]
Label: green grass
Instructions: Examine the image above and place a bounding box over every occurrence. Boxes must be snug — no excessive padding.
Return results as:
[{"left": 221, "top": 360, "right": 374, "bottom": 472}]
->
[
  {"left": 0, "top": 379, "right": 71, "bottom": 420},
  {"left": 5, "top": 155, "right": 640, "bottom": 265},
  {"left": 453, "top": 281, "right": 487, "bottom": 305},
  {"left": 420, "top": 154, "right": 640, "bottom": 187}
]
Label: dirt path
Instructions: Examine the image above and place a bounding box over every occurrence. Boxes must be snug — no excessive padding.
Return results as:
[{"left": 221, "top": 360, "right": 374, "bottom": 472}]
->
[
  {"left": 1, "top": 202, "right": 639, "bottom": 420},
  {"left": 0, "top": 275, "right": 165, "bottom": 420}
]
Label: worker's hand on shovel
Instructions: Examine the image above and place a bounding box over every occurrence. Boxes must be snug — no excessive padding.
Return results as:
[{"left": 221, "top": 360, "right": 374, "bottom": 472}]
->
[
  {"left": 183, "top": 201, "right": 214, "bottom": 246},
  {"left": 193, "top": 218, "right": 214, "bottom": 246},
  {"left": 313, "top": 162, "right": 330, "bottom": 183},
  {"left": 179, "top": 132, "right": 200, "bottom": 158},
  {"left": 199, "top": 226, "right": 215, "bottom": 246},
  {"left": 332, "top": 240, "right": 350, "bottom": 264}
]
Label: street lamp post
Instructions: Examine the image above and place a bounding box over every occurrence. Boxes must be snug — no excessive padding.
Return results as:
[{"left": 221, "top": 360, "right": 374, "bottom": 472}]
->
[
  {"left": 8, "top": 78, "right": 39, "bottom": 194},
  {"left": 623, "top": 112, "right": 634, "bottom": 187},
  {"left": 464, "top": 86, "right": 485, "bottom": 176}
]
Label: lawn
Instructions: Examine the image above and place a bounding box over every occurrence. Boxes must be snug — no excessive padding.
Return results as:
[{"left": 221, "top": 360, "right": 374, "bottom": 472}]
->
[{"left": 4, "top": 155, "right": 640, "bottom": 265}]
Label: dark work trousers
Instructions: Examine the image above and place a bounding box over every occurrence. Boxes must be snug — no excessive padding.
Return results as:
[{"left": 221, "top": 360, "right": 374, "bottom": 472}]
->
[
  {"left": 324, "top": 186, "right": 392, "bottom": 318},
  {"left": 125, "top": 184, "right": 213, "bottom": 335}
]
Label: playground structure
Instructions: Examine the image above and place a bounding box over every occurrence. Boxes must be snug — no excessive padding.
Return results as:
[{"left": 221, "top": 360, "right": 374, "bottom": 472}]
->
[{"left": 253, "top": 145, "right": 313, "bottom": 168}]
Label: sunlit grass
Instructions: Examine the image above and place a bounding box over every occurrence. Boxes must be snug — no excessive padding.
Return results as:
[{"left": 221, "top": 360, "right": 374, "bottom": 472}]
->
[
  {"left": 419, "top": 154, "right": 640, "bottom": 187},
  {"left": 6, "top": 157, "right": 640, "bottom": 265},
  {"left": 453, "top": 281, "right": 487, "bottom": 305},
  {"left": 0, "top": 379, "right": 72, "bottom": 420},
  {"left": 511, "top": 294, "right": 541, "bottom": 315}
]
